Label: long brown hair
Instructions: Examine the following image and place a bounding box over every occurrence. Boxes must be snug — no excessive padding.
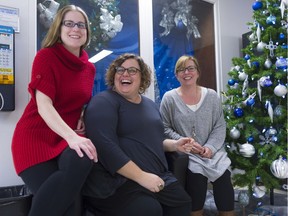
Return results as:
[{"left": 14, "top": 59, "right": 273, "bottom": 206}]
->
[{"left": 41, "top": 5, "right": 91, "bottom": 52}]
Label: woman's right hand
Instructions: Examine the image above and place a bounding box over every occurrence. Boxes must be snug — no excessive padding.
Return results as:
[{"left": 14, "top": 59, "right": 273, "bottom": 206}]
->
[{"left": 190, "top": 141, "right": 205, "bottom": 155}]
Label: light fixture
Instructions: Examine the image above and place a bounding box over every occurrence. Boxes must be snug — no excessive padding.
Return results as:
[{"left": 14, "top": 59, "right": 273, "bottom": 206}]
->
[{"left": 89, "top": 50, "right": 113, "bottom": 63}]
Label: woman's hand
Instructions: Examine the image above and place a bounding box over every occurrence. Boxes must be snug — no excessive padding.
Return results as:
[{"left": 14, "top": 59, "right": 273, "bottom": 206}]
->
[
  {"left": 74, "top": 117, "right": 85, "bottom": 135},
  {"left": 190, "top": 141, "right": 205, "bottom": 155},
  {"left": 136, "top": 172, "right": 165, "bottom": 193},
  {"left": 200, "top": 146, "right": 212, "bottom": 158},
  {"left": 175, "top": 137, "right": 193, "bottom": 153},
  {"left": 67, "top": 135, "right": 98, "bottom": 162}
]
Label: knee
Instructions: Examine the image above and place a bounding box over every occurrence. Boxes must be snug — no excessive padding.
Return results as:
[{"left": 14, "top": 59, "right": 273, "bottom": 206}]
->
[
  {"left": 59, "top": 148, "right": 93, "bottom": 174},
  {"left": 122, "top": 196, "right": 162, "bottom": 216}
]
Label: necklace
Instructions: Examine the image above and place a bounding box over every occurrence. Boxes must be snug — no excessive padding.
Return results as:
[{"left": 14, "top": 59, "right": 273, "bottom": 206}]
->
[{"left": 178, "top": 86, "right": 200, "bottom": 106}]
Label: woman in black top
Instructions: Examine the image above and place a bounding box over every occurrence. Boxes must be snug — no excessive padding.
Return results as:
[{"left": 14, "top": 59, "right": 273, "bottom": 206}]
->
[{"left": 83, "top": 53, "right": 192, "bottom": 216}]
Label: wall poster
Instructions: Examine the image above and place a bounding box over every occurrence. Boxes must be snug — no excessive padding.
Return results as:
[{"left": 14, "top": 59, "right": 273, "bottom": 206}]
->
[
  {"left": 36, "top": 0, "right": 140, "bottom": 95},
  {"left": 152, "top": 0, "right": 216, "bottom": 103}
]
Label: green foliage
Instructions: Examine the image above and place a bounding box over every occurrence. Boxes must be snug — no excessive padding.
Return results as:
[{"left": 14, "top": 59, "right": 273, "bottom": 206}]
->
[{"left": 222, "top": 0, "right": 287, "bottom": 194}]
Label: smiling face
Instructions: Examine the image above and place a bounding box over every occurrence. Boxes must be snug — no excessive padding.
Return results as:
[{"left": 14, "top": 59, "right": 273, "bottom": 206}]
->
[
  {"left": 176, "top": 59, "right": 199, "bottom": 87},
  {"left": 60, "top": 11, "right": 87, "bottom": 56},
  {"left": 114, "top": 58, "right": 141, "bottom": 101}
]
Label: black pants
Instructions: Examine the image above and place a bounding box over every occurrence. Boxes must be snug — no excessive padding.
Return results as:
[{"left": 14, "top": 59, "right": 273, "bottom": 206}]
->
[
  {"left": 20, "top": 147, "right": 93, "bottom": 216},
  {"left": 186, "top": 169, "right": 234, "bottom": 211},
  {"left": 84, "top": 180, "right": 191, "bottom": 216}
]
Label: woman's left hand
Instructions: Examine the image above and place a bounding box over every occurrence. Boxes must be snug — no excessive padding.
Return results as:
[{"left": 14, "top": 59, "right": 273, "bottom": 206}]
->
[{"left": 200, "top": 146, "right": 212, "bottom": 158}]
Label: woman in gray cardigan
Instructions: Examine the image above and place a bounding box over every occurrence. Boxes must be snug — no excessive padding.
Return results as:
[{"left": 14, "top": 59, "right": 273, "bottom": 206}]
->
[{"left": 160, "top": 55, "right": 235, "bottom": 216}]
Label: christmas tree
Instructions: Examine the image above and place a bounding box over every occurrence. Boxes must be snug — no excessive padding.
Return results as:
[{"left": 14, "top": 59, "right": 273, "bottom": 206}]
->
[{"left": 222, "top": 0, "right": 287, "bottom": 199}]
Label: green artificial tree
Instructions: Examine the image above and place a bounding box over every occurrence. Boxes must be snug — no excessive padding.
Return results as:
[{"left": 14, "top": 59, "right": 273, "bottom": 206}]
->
[{"left": 222, "top": 0, "right": 288, "bottom": 201}]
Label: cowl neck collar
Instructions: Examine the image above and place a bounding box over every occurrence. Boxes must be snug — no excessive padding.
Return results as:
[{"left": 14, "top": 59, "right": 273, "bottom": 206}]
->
[{"left": 51, "top": 43, "right": 89, "bottom": 71}]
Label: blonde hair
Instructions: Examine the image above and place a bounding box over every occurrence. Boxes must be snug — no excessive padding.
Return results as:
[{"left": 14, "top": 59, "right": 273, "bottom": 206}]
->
[
  {"left": 105, "top": 53, "right": 152, "bottom": 94},
  {"left": 175, "top": 55, "right": 201, "bottom": 83},
  {"left": 41, "top": 5, "right": 91, "bottom": 52}
]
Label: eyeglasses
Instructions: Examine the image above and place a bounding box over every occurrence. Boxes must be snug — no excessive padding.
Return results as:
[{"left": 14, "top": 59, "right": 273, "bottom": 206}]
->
[
  {"left": 177, "top": 66, "right": 197, "bottom": 74},
  {"left": 62, "top": 20, "right": 87, "bottom": 29},
  {"left": 115, "top": 66, "right": 140, "bottom": 75}
]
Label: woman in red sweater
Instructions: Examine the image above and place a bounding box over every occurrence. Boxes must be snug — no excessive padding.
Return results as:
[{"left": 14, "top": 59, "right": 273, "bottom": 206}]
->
[{"left": 11, "top": 5, "right": 97, "bottom": 216}]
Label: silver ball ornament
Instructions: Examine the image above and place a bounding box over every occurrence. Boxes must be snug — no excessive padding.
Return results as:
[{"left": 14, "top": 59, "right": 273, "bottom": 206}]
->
[
  {"left": 270, "top": 156, "right": 288, "bottom": 179},
  {"left": 257, "top": 41, "right": 267, "bottom": 52},
  {"left": 264, "top": 58, "right": 272, "bottom": 69},
  {"left": 239, "top": 143, "right": 255, "bottom": 157},
  {"left": 274, "top": 84, "right": 287, "bottom": 97},
  {"left": 238, "top": 71, "right": 248, "bottom": 81},
  {"left": 230, "top": 127, "right": 240, "bottom": 139},
  {"left": 238, "top": 190, "right": 250, "bottom": 206}
]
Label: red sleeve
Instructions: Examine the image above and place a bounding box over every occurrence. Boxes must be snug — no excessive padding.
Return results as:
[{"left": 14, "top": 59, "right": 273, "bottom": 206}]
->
[{"left": 28, "top": 49, "right": 57, "bottom": 103}]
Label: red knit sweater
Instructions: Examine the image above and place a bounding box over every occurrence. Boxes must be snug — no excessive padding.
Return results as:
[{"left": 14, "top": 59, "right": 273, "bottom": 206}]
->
[{"left": 11, "top": 43, "right": 96, "bottom": 174}]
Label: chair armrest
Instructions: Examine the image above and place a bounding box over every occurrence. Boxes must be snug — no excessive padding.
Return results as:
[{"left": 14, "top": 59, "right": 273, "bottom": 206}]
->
[{"left": 165, "top": 151, "right": 188, "bottom": 187}]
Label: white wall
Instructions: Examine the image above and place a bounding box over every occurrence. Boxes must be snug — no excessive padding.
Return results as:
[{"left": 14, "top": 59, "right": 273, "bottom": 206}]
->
[
  {"left": 0, "top": 0, "right": 36, "bottom": 186},
  {"left": 0, "top": 0, "right": 254, "bottom": 187}
]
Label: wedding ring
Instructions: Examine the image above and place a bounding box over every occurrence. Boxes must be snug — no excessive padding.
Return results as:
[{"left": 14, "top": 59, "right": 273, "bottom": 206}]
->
[{"left": 158, "top": 184, "right": 164, "bottom": 190}]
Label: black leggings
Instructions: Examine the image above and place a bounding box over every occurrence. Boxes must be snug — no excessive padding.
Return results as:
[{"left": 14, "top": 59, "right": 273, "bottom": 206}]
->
[
  {"left": 186, "top": 169, "right": 234, "bottom": 211},
  {"left": 20, "top": 147, "right": 93, "bottom": 216},
  {"left": 84, "top": 180, "right": 191, "bottom": 216}
]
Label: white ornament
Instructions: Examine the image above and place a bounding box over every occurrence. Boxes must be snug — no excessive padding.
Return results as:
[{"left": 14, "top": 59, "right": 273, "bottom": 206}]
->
[
  {"left": 257, "top": 80, "right": 262, "bottom": 101},
  {"left": 257, "top": 41, "right": 267, "bottom": 52},
  {"left": 230, "top": 127, "right": 240, "bottom": 139},
  {"left": 270, "top": 155, "right": 288, "bottom": 179},
  {"left": 266, "top": 101, "right": 273, "bottom": 123},
  {"left": 274, "top": 84, "right": 287, "bottom": 97},
  {"left": 252, "top": 185, "right": 266, "bottom": 198},
  {"left": 256, "top": 24, "right": 261, "bottom": 43},
  {"left": 247, "top": 59, "right": 251, "bottom": 68},
  {"left": 239, "top": 143, "right": 255, "bottom": 157},
  {"left": 264, "top": 58, "right": 272, "bottom": 69},
  {"left": 280, "top": 0, "right": 288, "bottom": 18},
  {"left": 238, "top": 71, "right": 248, "bottom": 81}
]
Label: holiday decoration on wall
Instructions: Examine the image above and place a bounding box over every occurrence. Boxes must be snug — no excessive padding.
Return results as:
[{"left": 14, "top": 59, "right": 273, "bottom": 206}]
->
[
  {"left": 153, "top": 0, "right": 215, "bottom": 103},
  {"left": 37, "top": 0, "right": 123, "bottom": 53},
  {"left": 158, "top": 0, "right": 201, "bottom": 39},
  {"left": 222, "top": 0, "right": 287, "bottom": 198}
]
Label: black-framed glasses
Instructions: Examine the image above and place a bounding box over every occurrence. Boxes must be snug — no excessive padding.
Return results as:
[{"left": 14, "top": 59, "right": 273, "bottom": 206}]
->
[
  {"left": 177, "top": 66, "right": 197, "bottom": 74},
  {"left": 115, "top": 66, "right": 140, "bottom": 75},
  {"left": 62, "top": 20, "right": 87, "bottom": 29}
]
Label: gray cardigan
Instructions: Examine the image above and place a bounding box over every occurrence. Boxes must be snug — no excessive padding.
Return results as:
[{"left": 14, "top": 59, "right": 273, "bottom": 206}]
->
[{"left": 160, "top": 88, "right": 231, "bottom": 182}]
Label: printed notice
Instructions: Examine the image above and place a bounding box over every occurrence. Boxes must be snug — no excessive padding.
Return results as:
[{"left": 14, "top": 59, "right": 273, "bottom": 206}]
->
[{"left": 0, "top": 5, "right": 19, "bottom": 33}]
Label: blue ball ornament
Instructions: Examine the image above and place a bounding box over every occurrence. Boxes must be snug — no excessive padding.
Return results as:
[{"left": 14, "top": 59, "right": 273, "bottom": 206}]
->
[
  {"left": 234, "top": 108, "right": 244, "bottom": 118},
  {"left": 246, "top": 98, "right": 255, "bottom": 106},
  {"left": 228, "top": 79, "right": 235, "bottom": 86},
  {"left": 252, "top": 1, "right": 263, "bottom": 10},
  {"left": 279, "top": 33, "right": 285, "bottom": 40},
  {"left": 266, "top": 15, "right": 276, "bottom": 25},
  {"left": 177, "top": 20, "right": 185, "bottom": 29},
  {"left": 244, "top": 54, "right": 250, "bottom": 60},
  {"left": 276, "top": 57, "right": 287, "bottom": 70},
  {"left": 247, "top": 136, "right": 254, "bottom": 143},
  {"left": 252, "top": 61, "right": 260, "bottom": 68}
]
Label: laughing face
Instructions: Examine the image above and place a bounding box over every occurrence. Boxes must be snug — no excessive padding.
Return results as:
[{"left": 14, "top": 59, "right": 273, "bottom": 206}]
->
[
  {"left": 60, "top": 11, "right": 87, "bottom": 56},
  {"left": 114, "top": 58, "right": 142, "bottom": 101}
]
